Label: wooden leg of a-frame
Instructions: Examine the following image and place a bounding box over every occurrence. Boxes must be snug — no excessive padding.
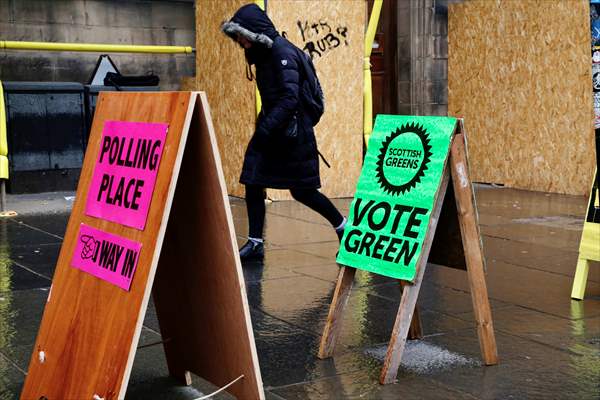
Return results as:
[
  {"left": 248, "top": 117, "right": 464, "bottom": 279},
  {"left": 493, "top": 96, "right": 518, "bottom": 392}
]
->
[
  {"left": 571, "top": 258, "right": 590, "bottom": 300},
  {"left": 380, "top": 271, "right": 425, "bottom": 384},
  {"left": 379, "top": 169, "right": 450, "bottom": 384},
  {"left": 450, "top": 132, "right": 498, "bottom": 365},
  {"left": 400, "top": 280, "right": 423, "bottom": 340},
  {"left": 318, "top": 266, "right": 356, "bottom": 359}
]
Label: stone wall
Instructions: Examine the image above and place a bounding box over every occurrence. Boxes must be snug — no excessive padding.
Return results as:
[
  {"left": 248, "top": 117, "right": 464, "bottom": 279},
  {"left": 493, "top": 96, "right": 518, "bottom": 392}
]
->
[
  {"left": 396, "top": 0, "right": 449, "bottom": 116},
  {"left": 0, "top": 0, "right": 195, "bottom": 89}
]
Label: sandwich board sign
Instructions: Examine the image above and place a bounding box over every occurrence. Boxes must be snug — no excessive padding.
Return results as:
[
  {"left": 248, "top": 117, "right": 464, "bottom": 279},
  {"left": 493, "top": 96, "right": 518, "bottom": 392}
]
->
[
  {"left": 571, "top": 168, "right": 600, "bottom": 300},
  {"left": 21, "top": 92, "right": 265, "bottom": 400},
  {"left": 320, "top": 115, "right": 498, "bottom": 384},
  {"left": 337, "top": 116, "right": 456, "bottom": 281}
]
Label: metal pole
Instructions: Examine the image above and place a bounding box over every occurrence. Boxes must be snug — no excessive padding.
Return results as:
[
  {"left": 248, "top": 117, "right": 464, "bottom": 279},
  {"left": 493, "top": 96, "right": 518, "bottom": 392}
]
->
[
  {"left": 0, "top": 40, "right": 194, "bottom": 54},
  {"left": 0, "top": 179, "right": 6, "bottom": 213},
  {"left": 363, "top": 0, "right": 383, "bottom": 148}
]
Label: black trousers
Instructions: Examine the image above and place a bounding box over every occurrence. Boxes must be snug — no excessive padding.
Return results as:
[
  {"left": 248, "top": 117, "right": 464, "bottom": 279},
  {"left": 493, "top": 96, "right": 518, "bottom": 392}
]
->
[{"left": 245, "top": 185, "right": 344, "bottom": 239}]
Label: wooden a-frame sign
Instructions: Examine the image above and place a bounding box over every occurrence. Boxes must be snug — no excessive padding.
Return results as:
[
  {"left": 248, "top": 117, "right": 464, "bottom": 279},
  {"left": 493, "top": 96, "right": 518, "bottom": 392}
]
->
[
  {"left": 21, "top": 92, "right": 265, "bottom": 399},
  {"left": 319, "top": 120, "right": 499, "bottom": 384},
  {"left": 571, "top": 168, "right": 600, "bottom": 300}
]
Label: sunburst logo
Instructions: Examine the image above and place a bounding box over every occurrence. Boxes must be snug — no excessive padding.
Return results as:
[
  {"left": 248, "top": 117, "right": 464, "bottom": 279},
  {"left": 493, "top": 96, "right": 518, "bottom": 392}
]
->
[{"left": 375, "top": 123, "right": 432, "bottom": 196}]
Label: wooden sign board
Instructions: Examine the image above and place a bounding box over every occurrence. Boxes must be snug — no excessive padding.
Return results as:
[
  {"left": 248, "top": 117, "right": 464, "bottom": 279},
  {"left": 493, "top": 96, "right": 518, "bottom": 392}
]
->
[
  {"left": 267, "top": 0, "right": 365, "bottom": 200},
  {"left": 336, "top": 115, "right": 457, "bottom": 281},
  {"left": 449, "top": 0, "right": 595, "bottom": 195},
  {"left": 21, "top": 92, "right": 264, "bottom": 399},
  {"left": 319, "top": 119, "right": 498, "bottom": 384}
]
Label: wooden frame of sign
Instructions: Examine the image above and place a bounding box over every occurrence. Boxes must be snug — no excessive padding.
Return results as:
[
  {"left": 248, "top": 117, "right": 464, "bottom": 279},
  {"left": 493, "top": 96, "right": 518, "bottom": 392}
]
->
[
  {"left": 571, "top": 168, "right": 600, "bottom": 300},
  {"left": 21, "top": 92, "right": 265, "bottom": 399},
  {"left": 318, "top": 121, "right": 498, "bottom": 384}
]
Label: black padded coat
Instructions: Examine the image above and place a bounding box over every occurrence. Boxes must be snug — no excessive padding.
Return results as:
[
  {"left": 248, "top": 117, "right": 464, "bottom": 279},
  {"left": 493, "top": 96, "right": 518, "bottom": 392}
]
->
[{"left": 222, "top": 4, "right": 320, "bottom": 189}]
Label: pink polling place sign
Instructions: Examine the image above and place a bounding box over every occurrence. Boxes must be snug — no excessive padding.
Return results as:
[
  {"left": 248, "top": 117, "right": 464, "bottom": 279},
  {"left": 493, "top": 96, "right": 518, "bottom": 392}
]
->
[
  {"left": 72, "top": 224, "right": 142, "bottom": 291},
  {"left": 85, "top": 120, "right": 169, "bottom": 230}
]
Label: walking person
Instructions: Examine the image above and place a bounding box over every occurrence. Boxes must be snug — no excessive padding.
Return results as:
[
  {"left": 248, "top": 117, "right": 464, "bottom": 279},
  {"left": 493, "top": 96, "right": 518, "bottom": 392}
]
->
[{"left": 221, "top": 4, "right": 346, "bottom": 261}]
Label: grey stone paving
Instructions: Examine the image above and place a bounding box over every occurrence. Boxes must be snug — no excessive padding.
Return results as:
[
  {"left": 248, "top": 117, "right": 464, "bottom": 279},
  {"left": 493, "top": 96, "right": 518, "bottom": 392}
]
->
[{"left": 0, "top": 185, "right": 599, "bottom": 399}]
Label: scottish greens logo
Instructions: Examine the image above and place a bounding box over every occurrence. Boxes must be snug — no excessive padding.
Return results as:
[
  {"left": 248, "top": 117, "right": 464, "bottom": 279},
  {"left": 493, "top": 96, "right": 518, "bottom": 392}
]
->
[{"left": 375, "top": 123, "right": 432, "bottom": 196}]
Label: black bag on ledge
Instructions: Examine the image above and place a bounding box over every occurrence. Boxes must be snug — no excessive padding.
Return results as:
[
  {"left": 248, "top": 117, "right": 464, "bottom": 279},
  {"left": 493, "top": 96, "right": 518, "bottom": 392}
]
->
[{"left": 103, "top": 72, "right": 159, "bottom": 90}]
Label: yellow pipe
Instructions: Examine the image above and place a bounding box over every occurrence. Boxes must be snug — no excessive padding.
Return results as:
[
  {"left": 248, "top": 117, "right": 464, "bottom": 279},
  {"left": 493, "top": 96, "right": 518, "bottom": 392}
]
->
[
  {"left": 0, "top": 40, "right": 193, "bottom": 54},
  {"left": 255, "top": 0, "right": 265, "bottom": 116},
  {"left": 0, "top": 81, "right": 9, "bottom": 180},
  {"left": 363, "top": 0, "right": 383, "bottom": 148},
  {"left": 0, "top": 81, "right": 7, "bottom": 157}
]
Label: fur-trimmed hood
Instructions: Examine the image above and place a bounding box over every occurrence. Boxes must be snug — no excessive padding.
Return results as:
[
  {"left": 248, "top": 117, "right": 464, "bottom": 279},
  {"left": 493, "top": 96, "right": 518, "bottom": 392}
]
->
[{"left": 221, "top": 4, "right": 277, "bottom": 48}]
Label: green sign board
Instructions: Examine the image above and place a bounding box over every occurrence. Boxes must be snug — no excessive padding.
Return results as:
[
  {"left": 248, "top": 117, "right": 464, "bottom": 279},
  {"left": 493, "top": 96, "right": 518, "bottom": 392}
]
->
[{"left": 336, "top": 115, "right": 457, "bottom": 281}]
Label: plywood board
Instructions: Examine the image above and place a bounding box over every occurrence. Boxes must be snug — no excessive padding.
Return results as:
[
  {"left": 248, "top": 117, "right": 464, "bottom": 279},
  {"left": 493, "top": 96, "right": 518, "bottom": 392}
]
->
[
  {"left": 21, "top": 92, "right": 264, "bottom": 399},
  {"left": 152, "top": 92, "right": 264, "bottom": 400},
  {"left": 179, "top": 76, "right": 197, "bottom": 91},
  {"left": 448, "top": 0, "right": 595, "bottom": 195},
  {"left": 21, "top": 91, "right": 194, "bottom": 399},
  {"left": 196, "top": 0, "right": 256, "bottom": 198},
  {"left": 266, "top": 0, "right": 366, "bottom": 200}
]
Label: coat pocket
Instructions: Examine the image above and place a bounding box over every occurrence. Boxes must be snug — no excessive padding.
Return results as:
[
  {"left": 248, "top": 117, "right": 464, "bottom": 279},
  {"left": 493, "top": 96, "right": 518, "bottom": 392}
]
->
[{"left": 283, "top": 113, "right": 298, "bottom": 138}]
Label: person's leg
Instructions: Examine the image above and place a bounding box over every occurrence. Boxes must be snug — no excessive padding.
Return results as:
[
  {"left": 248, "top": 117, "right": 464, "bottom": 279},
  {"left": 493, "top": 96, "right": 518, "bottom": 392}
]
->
[
  {"left": 290, "top": 188, "right": 346, "bottom": 240},
  {"left": 240, "top": 185, "right": 266, "bottom": 260},
  {"left": 246, "top": 185, "right": 266, "bottom": 239}
]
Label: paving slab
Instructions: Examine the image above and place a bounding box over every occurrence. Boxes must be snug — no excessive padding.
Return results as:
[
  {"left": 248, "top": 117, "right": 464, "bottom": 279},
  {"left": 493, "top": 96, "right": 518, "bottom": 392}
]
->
[
  {"left": 3, "top": 187, "right": 600, "bottom": 399},
  {"left": 10, "top": 213, "right": 70, "bottom": 238},
  {"left": 8, "top": 243, "right": 61, "bottom": 280},
  {"left": 0, "top": 353, "right": 25, "bottom": 400},
  {"left": 0, "top": 258, "right": 51, "bottom": 293},
  {"left": 425, "top": 259, "right": 600, "bottom": 320},
  {"left": 0, "top": 219, "right": 62, "bottom": 249},
  {"left": 421, "top": 328, "right": 600, "bottom": 400},
  {"left": 466, "top": 305, "right": 600, "bottom": 357}
]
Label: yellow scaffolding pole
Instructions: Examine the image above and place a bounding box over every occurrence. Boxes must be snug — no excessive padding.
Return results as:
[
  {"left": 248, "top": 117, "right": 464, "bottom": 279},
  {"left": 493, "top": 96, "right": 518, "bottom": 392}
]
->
[
  {"left": 0, "top": 80, "right": 8, "bottom": 179},
  {"left": 255, "top": 0, "right": 265, "bottom": 116},
  {"left": 0, "top": 80, "right": 13, "bottom": 215},
  {"left": 364, "top": 0, "right": 383, "bottom": 148},
  {"left": 0, "top": 40, "right": 193, "bottom": 54}
]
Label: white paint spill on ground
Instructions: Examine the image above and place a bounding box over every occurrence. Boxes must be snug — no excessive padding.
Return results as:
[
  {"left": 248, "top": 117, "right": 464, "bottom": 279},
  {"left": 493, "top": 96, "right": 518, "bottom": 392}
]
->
[
  {"left": 365, "top": 341, "right": 478, "bottom": 374},
  {"left": 512, "top": 215, "right": 583, "bottom": 231}
]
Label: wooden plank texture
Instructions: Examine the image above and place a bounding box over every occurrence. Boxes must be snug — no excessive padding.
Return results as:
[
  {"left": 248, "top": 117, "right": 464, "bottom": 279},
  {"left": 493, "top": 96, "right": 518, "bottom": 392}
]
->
[
  {"left": 448, "top": 0, "right": 595, "bottom": 195},
  {"left": 408, "top": 305, "right": 423, "bottom": 340},
  {"left": 196, "top": 0, "right": 255, "bottom": 198},
  {"left": 21, "top": 91, "right": 195, "bottom": 399},
  {"left": 401, "top": 281, "right": 423, "bottom": 340},
  {"left": 266, "top": 0, "right": 365, "bottom": 200},
  {"left": 318, "top": 266, "right": 356, "bottom": 359},
  {"left": 152, "top": 92, "right": 264, "bottom": 399},
  {"left": 380, "top": 168, "right": 450, "bottom": 384},
  {"left": 449, "top": 130, "right": 498, "bottom": 365}
]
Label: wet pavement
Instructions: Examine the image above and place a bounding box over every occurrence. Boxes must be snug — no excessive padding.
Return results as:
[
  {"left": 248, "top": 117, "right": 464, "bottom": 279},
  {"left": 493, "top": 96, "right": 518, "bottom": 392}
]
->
[{"left": 0, "top": 186, "right": 599, "bottom": 399}]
